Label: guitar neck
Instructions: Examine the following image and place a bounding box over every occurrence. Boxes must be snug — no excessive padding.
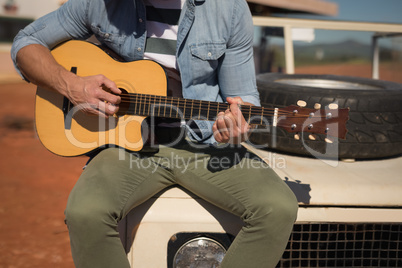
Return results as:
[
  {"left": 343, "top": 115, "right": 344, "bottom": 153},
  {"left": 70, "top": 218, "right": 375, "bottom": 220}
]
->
[
  {"left": 119, "top": 92, "right": 350, "bottom": 139},
  {"left": 122, "top": 93, "right": 272, "bottom": 125}
]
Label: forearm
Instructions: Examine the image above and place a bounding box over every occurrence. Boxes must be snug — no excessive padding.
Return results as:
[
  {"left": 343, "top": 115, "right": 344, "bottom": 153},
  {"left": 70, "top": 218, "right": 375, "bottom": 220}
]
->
[
  {"left": 16, "top": 44, "right": 77, "bottom": 97},
  {"left": 16, "top": 44, "right": 121, "bottom": 117}
]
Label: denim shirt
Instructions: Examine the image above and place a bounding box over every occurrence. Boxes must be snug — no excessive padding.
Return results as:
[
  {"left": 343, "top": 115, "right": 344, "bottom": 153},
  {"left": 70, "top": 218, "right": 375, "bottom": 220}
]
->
[{"left": 11, "top": 0, "right": 260, "bottom": 144}]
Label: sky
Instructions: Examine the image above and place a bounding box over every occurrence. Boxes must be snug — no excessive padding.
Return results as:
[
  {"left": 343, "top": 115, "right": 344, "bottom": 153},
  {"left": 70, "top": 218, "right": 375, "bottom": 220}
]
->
[
  {"left": 279, "top": 0, "right": 402, "bottom": 24},
  {"left": 269, "top": 0, "right": 402, "bottom": 45}
]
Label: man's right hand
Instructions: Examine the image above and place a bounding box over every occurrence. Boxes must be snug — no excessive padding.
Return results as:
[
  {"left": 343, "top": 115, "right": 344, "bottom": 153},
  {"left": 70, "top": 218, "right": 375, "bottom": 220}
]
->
[
  {"left": 16, "top": 44, "right": 121, "bottom": 117},
  {"left": 67, "top": 74, "right": 121, "bottom": 117}
]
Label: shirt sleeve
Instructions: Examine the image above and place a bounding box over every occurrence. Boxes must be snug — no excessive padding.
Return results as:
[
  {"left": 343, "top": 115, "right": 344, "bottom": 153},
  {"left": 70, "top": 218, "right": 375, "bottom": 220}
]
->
[
  {"left": 187, "top": 0, "right": 260, "bottom": 145},
  {"left": 11, "top": 0, "right": 92, "bottom": 79},
  {"left": 217, "top": 0, "right": 260, "bottom": 107}
]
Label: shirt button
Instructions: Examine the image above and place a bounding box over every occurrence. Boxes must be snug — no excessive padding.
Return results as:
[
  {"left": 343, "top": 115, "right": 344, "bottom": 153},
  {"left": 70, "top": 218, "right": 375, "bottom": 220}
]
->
[
  {"left": 139, "top": 18, "right": 143, "bottom": 23},
  {"left": 137, "top": 47, "right": 142, "bottom": 52},
  {"left": 104, "top": 33, "right": 110, "bottom": 38},
  {"left": 207, "top": 52, "right": 212, "bottom": 57}
]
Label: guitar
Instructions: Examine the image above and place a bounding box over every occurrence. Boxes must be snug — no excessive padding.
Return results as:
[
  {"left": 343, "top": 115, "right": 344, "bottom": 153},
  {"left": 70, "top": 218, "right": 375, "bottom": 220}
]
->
[{"left": 35, "top": 40, "right": 349, "bottom": 157}]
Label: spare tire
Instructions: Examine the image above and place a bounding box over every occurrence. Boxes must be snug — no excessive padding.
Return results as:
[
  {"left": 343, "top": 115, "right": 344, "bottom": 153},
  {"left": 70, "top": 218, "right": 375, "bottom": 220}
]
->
[{"left": 248, "top": 73, "right": 402, "bottom": 159}]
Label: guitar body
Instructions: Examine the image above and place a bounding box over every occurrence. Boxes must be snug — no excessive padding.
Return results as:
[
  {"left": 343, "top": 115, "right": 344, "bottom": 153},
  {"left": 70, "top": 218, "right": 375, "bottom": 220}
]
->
[{"left": 35, "top": 41, "right": 168, "bottom": 156}]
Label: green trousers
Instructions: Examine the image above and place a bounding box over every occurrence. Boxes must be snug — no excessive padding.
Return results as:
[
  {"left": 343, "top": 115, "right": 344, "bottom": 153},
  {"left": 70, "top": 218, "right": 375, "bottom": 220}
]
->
[{"left": 65, "top": 144, "right": 298, "bottom": 268}]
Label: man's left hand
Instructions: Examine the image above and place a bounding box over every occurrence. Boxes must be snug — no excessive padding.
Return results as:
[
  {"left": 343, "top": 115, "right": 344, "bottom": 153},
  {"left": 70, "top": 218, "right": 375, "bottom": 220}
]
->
[{"left": 212, "top": 97, "right": 253, "bottom": 144}]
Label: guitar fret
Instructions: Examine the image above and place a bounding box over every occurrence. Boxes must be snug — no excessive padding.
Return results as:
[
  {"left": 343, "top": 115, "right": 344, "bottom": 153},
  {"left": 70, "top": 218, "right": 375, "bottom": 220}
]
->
[
  {"left": 147, "top": 94, "right": 151, "bottom": 115},
  {"left": 198, "top": 100, "right": 201, "bottom": 119},
  {"left": 177, "top": 99, "right": 180, "bottom": 118},
  {"left": 134, "top": 94, "right": 138, "bottom": 115},
  {"left": 154, "top": 95, "right": 157, "bottom": 116},
  {"left": 144, "top": 95, "right": 147, "bottom": 116},
  {"left": 163, "top": 96, "right": 167, "bottom": 117},
  {"left": 173, "top": 98, "right": 178, "bottom": 118},
  {"left": 207, "top": 101, "right": 210, "bottom": 120},
  {"left": 158, "top": 96, "right": 162, "bottom": 116},
  {"left": 150, "top": 95, "right": 153, "bottom": 116},
  {"left": 152, "top": 95, "right": 156, "bottom": 116},
  {"left": 140, "top": 94, "right": 143, "bottom": 115},
  {"left": 190, "top": 99, "right": 194, "bottom": 119},
  {"left": 142, "top": 95, "right": 146, "bottom": 115},
  {"left": 138, "top": 95, "right": 143, "bottom": 114},
  {"left": 260, "top": 107, "right": 264, "bottom": 125},
  {"left": 143, "top": 95, "right": 147, "bottom": 116},
  {"left": 183, "top": 99, "right": 187, "bottom": 120},
  {"left": 248, "top": 105, "right": 252, "bottom": 123},
  {"left": 169, "top": 97, "right": 173, "bottom": 117},
  {"left": 153, "top": 96, "right": 156, "bottom": 116}
]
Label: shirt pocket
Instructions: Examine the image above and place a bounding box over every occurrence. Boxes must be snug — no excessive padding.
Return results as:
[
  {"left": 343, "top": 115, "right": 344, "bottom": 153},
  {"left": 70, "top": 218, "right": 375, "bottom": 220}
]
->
[
  {"left": 190, "top": 42, "right": 226, "bottom": 60},
  {"left": 189, "top": 42, "right": 226, "bottom": 84}
]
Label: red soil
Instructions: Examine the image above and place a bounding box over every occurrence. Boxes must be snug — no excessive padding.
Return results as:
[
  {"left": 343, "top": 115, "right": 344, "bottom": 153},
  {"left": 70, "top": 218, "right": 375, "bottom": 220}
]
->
[{"left": 0, "top": 82, "right": 83, "bottom": 268}]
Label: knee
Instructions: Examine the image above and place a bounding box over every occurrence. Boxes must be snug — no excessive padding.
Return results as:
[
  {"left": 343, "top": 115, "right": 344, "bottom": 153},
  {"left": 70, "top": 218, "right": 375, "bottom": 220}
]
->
[
  {"left": 65, "top": 202, "right": 118, "bottom": 234},
  {"left": 247, "top": 189, "right": 298, "bottom": 227},
  {"left": 65, "top": 199, "right": 99, "bottom": 228},
  {"left": 270, "top": 190, "right": 299, "bottom": 224},
  {"left": 64, "top": 187, "right": 118, "bottom": 231}
]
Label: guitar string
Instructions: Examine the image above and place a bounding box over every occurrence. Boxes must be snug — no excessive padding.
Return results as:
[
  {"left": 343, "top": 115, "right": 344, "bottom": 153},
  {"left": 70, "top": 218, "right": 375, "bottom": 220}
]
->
[
  {"left": 118, "top": 92, "right": 329, "bottom": 114},
  {"left": 115, "top": 94, "right": 331, "bottom": 118},
  {"left": 118, "top": 101, "right": 318, "bottom": 118},
  {"left": 80, "top": 96, "right": 338, "bottom": 133},
  {"left": 80, "top": 94, "right": 339, "bottom": 133},
  {"left": 118, "top": 105, "right": 327, "bottom": 118},
  {"left": 116, "top": 101, "right": 329, "bottom": 119}
]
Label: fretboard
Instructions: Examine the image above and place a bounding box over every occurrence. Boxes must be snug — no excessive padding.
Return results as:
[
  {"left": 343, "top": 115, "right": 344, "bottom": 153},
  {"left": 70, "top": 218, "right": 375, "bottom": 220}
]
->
[{"left": 122, "top": 93, "right": 272, "bottom": 125}]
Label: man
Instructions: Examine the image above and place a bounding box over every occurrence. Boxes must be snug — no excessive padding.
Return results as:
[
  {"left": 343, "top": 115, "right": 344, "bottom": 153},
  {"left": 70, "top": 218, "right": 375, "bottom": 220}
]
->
[{"left": 11, "top": 0, "right": 298, "bottom": 267}]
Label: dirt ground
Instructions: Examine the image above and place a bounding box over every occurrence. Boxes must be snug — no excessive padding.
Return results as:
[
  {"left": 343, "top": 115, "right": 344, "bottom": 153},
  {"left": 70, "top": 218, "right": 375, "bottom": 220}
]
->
[{"left": 0, "top": 82, "right": 83, "bottom": 268}]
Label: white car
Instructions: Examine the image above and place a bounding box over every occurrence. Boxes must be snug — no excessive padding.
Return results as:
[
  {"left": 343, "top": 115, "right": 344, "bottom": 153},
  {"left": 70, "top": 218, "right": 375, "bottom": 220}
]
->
[{"left": 118, "top": 17, "right": 402, "bottom": 268}]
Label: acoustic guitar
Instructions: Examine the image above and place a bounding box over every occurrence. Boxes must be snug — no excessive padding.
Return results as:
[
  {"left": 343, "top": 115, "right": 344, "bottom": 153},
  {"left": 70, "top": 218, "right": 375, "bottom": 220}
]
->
[{"left": 35, "top": 40, "right": 349, "bottom": 157}]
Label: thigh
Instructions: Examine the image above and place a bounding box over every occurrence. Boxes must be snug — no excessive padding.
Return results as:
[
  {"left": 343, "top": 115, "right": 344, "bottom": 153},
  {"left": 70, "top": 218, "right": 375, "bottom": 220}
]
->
[
  {"left": 170, "top": 147, "right": 296, "bottom": 221},
  {"left": 66, "top": 148, "right": 176, "bottom": 221}
]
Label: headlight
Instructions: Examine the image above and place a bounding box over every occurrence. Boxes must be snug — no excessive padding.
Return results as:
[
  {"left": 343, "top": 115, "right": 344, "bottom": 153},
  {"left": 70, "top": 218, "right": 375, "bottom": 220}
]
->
[{"left": 173, "top": 237, "right": 227, "bottom": 268}]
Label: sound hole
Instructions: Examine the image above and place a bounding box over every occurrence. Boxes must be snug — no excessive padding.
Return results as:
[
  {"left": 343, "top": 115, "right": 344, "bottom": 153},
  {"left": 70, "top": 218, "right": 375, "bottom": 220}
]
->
[{"left": 116, "top": 88, "right": 130, "bottom": 116}]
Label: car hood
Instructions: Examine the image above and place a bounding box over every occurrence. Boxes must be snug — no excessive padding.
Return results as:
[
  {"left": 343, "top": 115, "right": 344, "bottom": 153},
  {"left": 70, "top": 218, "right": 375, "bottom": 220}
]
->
[{"left": 247, "top": 146, "right": 402, "bottom": 207}]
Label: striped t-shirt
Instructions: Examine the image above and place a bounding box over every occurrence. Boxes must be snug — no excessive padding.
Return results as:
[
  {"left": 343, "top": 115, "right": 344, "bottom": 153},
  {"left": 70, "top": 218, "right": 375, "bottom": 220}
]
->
[{"left": 143, "top": 0, "right": 185, "bottom": 71}]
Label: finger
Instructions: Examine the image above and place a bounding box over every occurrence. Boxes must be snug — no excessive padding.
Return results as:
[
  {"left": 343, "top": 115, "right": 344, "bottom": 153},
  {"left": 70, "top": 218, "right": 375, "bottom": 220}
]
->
[
  {"left": 228, "top": 102, "right": 246, "bottom": 126},
  {"left": 96, "top": 75, "right": 121, "bottom": 105},
  {"left": 226, "top": 96, "right": 244, "bottom": 105},
  {"left": 226, "top": 97, "right": 245, "bottom": 122},
  {"left": 212, "top": 122, "right": 223, "bottom": 143},
  {"left": 224, "top": 103, "right": 250, "bottom": 143},
  {"left": 216, "top": 112, "right": 230, "bottom": 142},
  {"left": 105, "top": 102, "right": 119, "bottom": 115},
  {"left": 95, "top": 101, "right": 111, "bottom": 118},
  {"left": 97, "top": 101, "right": 120, "bottom": 117},
  {"left": 222, "top": 111, "right": 241, "bottom": 143},
  {"left": 98, "top": 88, "right": 121, "bottom": 105},
  {"left": 227, "top": 103, "right": 250, "bottom": 137},
  {"left": 75, "top": 102, "right": 106, "bottom": 117},
  {"left": 98, "top": 75, "right": 121, "bottom": 95}
]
